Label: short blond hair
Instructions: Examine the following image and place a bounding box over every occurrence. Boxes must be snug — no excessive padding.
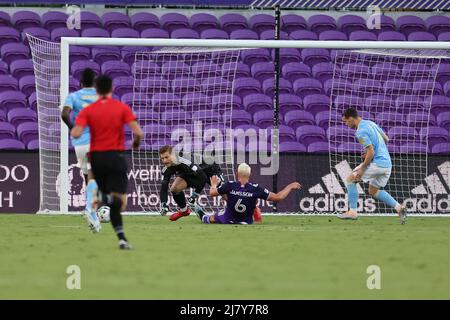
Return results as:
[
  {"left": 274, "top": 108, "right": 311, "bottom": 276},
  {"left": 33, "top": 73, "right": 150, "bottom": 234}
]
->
[{"left": 237, "top": 163, "right": 251, "bottom": 177}]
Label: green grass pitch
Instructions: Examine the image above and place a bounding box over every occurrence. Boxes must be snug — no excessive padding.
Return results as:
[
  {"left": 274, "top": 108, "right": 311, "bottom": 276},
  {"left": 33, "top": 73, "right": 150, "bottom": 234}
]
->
[{"left": 1, "top": 214, "right": 449, "bottom": 299}]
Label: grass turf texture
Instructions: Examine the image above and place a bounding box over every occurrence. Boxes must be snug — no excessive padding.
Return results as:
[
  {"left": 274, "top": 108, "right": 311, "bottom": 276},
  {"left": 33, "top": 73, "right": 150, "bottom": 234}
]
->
[{"left": 0, "top": 215, "right": 449, "bottom": 299}]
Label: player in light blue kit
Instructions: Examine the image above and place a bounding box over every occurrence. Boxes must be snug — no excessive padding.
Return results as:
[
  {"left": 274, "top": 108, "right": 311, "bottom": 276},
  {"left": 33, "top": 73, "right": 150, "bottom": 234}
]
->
[
  {"left": 61, "top": 68, "right": 101, "bottom": 232},
  {"left": 339, "top": 108, "right": 407, "bottom": 224}
]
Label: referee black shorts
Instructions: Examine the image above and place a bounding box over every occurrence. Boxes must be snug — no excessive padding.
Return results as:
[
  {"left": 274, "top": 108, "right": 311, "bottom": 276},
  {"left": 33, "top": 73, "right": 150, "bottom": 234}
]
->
[{"left": 90, "top": 151, "right": 128, "bottom": 194}]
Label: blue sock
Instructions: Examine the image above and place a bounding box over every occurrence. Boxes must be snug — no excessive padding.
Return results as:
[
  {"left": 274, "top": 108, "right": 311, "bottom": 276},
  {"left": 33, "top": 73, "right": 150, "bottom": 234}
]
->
[
  {"left": 85, "top": 180, "right": 98, "bottom": 212},
  {"left": 374, "top": 190, "right": 399, "bottom": 208},
  {"left": 346, "top": 183, "right": 358, "bottom": 211}
]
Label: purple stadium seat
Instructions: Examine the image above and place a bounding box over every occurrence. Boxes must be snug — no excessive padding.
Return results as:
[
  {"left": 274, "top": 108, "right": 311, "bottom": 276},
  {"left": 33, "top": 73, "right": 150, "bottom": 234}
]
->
[
  {"left": 219, "top": 13, "right": 247, "bottom": 33},
  {"left": 7, "top": 108, "right": 36, "bottom": 126},
  {"left": 251, "top": 62, "right": 274, "bottom": 82},
  {"left": 182, "top": 93, "right": 211, "bottom": 111},
  {"left": 395, "top": 95, "right": 424, "bottom": 114},
  {"left": 253, "top": 110, "right": 275, "bottom": 128},
  {"left": 12, "top": 11, "right": 41, "bottom": 30},
  {"left": 111, "top": 27, "right": 139, "bottom": 38},
  {"left": 202, "top": 76, "right": 232, "bottom": 96},
  {"left": 171, "top": 28, "right": 199, "bottom": 39},
  {"left": 191, "top": 62, "right": 220, "bottom": 79},
  {"left": 161, "top": 13, "right": 189, "bottom": 33},
  {"left": 378, "top": 112, "right": 406, "bottom": 128},
  {"left": 402, "top": 62, "right": 432, "bottom": 79},
  {"left": 262, "top": 78, "right": 292, "bottom": 97},
  {"left": 22, "top": 27, "right": 50, "bottom": 44},
  {"left": 81, "top": 27, "right": 109, "bottom": 38},
  {"left": 284, "top": 110, "right": 315, "bottom": 129},
  {"left": 279, "top": 141, "right": 306, "bottom": 152},
  {"left": 69, "top": 76, "right": 80, "bottom": 92},
  {"left": 371, "top": 62, "right": 401, "bottom": 80},
  {"left": 0, "top": 11, "right": 10, "bottom": 26},
  {"left": 301, "top": 48, "right": 330, "bottom": 67},
  {"left": 0, "top": 109, "right": 5, "bottom": 122},
  {"left": 308, "top": 141, "right": 330, "bottom": 153},
  {"left": 407, "top": 112, "right": 435, "bottom": 128},
  {"left": 281, "top": 14, "right": 307, "bottom": 33},
  {"left": 249, "top": 14, "right": 275, "bottom": 34},
  {"left": 102, "top": 60, "right": 130, "bottom": 79},
  {"left": 162, "top": 112, "right": 191, "bottom": 126},
  {"left": 42, "top": 11, "right": 68, "bottom": 31},
  {"left": 319, "top": 30, "right": 347, "bottom": 41},
  {"left": 271, "top": 48, "right": 301, "bottom": 65},
  {"left": 10, "top": 59, "right": 34, "bottom": 79},
  {"left": 27, "top": 139, "right": 39, "bottom": 150},
  {"left": 113, "top": 76, "right": 134, "bottom": 97},
  {"left": 387, "top": 127, "right": 418, "bottom": 144},
  {"left": 384, "top": 79, "right": 412, "bottom": 96},
  {"left": 102, "top": 12, "right": 130, "bottom": 32},
  {"left": 135, "top": 77, "right": 169, "bottom": 94},
  {"left": 425, "top": 95, "right": 450, "bottom": 116},
  {"left": 131, "top": 12, "right": 159, "bottom": 32},
  {"left": 234, "top": 77, "right": 261, "bottom": 98},
  {"left": 375, "top": 15, "right": 396, "bottom": 33},
  {"left": 413, "top": 80, "right": 443, "bottom": 96},
  {"left": 222, "top": 62, "right": 249, "bottom": 80},
  {"left": 0, "top": 76, "right": 19, "bottom": 93},
  {"left": 289, "top": 29, "right": 318, "bottom": 40},
  {"left": 327, "top": 125, "right": 354, "bottom": 143},
  {"left": 69, "top": 46, "right": 90, "bottom": 63},
  {"left": 315, "top": 111, "right": 343, "bottom": 129},
  {"left": 51, "top": 27, "right": 79, "bottom": 42},
  {"left": 397, "top": 15, "right": 427, "bottom": 36},
  {"left": 338, "top": 15, "right": 367, "bottom": 35},
  {"left": 260, "top": 30, "right": 288, "bottom": 40},
  {"left": 141, "top": 28, "right": 169, "bottom": 39},
  {"left": 161, "top": 61, "right": 190, "bottom": 80},
  {"left": 143, "top": 124, "right": 170, "bottom": 142},
  {"left": 340, "top": 63, "right": 371, "bottom": 79},
  {"left": 18, "top": 75, "right": 35, "bottom": 97},
  {"left": 71, "top": 60, "right": 100, "bottom": 80},
  {"left": 426, "top": 16, "right": 450, "bottom": 36},
  {"left": 308, "top": 15, "right": 337, "bottom": 34},
  {"left": 193, "top": 110, "right": 221, "bottom": 125},
  {"left": 201, "top": 28, "right": 228, "bottom": 39},
  {"left": 92, "top": 46, "right": 121, "bottom": 65},
  {"left": 0, "top": 138, "right": 24, "bottom": 150},
  {"left": 312, "top": 62, "right": 334, "bottom": 82},
  {"left": 28, "top": 92, "right": 37, "bottom": 110},
  {"left": 80, "top": 12, "right": 102, "bottom": 29},
  {"left": 1, "top": 43, "right": 30, "bottom": 64},
  {"left": 378, "top": 31, "right": 406, "bottom": 41},
  {"left": 134, "top": 110, "right": 160, "bottom": 124},
  {"left": 151, "top": 93, "right": 180, "bottom": 109},
  {"left": 0, "top": 60, "right": 7, "bottom": 75},
  {"left": 0, "top": 26, "right": 20, "bottom": 46},
  {"left": 337, "top": 142, "right": 363, "bottom": 153},
  {"left": 16, "top": 121, "right": 38, "bottom": 144},
  {"left": 293, "top": 78, "right": 323, "bottom": 98},
  {"left": 230, "top": 29, "right": 258, "bottom": 40},
  {"left": 399, "top": 143, "right": 428, "bottom": 154},
  {"left": 296, "top": 125, "right": 327, "bottom": 145},
  {"left": 431, "top": 143, "right": 450, "bottom": 154},
  {"left": 0, "top": 90, "right": 27, "bottom": 111},
  {"left": 408, "top": 31, "right": 436, "bottom": 41},
  {"left": 243, "top": 94, "right": 272, "bottom": 114},
  {"left": 303, "top": 94, "right": 330, "bottom": 115},
  {"left": 230, "top": 110, "right": 252, "bottom": 127},
  {"left": 172, "top": 77, "right": 201, "bottom": 95},
  {"left": 279, "top": 93, "right": 302, "bottom": 115},
  {"left": 437, "top": 112, "right": 450, "bottom": 131},
  {"left": 438, "top": 32, "right": 450, "bottom": 41},
  {"left": 0, "top": 122, "right": 16, "bottom": 139},
  {"left": 434, "top": 63, "right": 450, "bottom": 85},
  {"left": 191, "top": 13, "right": 219, "bottom": 33},
  {"left": 212, "top": 94, "right": 242, "bottom": 110},
  {"left": 421, "top": 126, "right": 449, "bottom": 145},
  {"left": 444, "top": 81, "right": 450, "bottom": 97},
  {"left": 240, "top": 48, "right": 271, "bottom": 65},
  {"left": 282, "top": 62, "right": 311, "bottom": 82},
  {"left": 349, "top": 30, "right": 377, "bottom": 41}
]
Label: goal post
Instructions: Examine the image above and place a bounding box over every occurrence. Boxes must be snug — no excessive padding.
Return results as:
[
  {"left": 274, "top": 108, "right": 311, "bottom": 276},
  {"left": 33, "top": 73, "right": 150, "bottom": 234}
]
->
[{"left": 29, "top": 35, "right": 450, "bottom": 215}]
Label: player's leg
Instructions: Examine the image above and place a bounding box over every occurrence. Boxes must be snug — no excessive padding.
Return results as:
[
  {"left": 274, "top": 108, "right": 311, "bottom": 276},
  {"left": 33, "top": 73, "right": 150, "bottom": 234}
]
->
[
  {"left": 168, "top": 176, "right": 191, "bottom": 221},
  {"left": 337, "top": 171, "right": 359, "bottom": 220}
]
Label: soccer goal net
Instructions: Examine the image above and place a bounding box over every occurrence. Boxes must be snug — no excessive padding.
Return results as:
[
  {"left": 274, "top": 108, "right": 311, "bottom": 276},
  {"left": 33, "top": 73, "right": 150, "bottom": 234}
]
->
[{"left": 27, "top": 35, "right": 450, "bottom": 215}]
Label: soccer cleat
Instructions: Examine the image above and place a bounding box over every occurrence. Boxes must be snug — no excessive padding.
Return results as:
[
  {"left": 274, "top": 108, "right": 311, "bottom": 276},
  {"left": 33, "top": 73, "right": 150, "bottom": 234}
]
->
[
  {"left": 119, "top": 240, "right": 133, "bottom": 250},
  {"left": 194, "top": 204, "right": 206, "bottom": 221},
  {"left": 253, "top": 207, "right": 263, "bottom": 223},
  {"left": 336, "top": 211, "right": 358, "bottom": 220},
  {"left": 169, "top": 208, "right": 191, "bottom": 221},
  {"left": 398, "top": 205, "right": 407, "bottom": 225},
  {"left": 85, "top": 210, "right": 101, "bottom": 233}
]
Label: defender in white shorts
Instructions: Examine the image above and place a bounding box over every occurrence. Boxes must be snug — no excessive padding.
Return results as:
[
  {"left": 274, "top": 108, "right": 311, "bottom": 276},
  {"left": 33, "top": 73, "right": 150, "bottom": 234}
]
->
[
  {"left": 61, "top": 68, "right": 101, "bottom": 232},
  {"left": 339, "top": 108, "right": 407, "bottom": 224}
]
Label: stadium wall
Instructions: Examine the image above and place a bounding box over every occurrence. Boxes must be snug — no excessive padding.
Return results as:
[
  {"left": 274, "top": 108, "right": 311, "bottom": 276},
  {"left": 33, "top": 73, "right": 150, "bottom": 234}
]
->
[{"left": 1, "top": 152, "right": 449, "bottom": 214}]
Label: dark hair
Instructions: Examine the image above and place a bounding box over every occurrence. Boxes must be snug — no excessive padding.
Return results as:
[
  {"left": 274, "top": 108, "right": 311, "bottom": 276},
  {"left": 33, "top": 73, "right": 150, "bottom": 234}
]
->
[
  {"left": 159, "top": 145, "right": 173, "bottom": 155},
  {"left": 95, "top": 75, "right": 113, "bottom": 96},
  {"left": 343, "top": 108, "right": 359, "bottom": 119},
  {"left": 80, "top": 68, "right": 95, "bottom": 87}
]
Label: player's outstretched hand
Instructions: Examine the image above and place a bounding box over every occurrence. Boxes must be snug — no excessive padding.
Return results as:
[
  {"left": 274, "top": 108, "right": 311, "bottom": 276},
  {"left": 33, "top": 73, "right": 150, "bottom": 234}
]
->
[
  {"left": 132, "top": 139, "right": 140, "bottom": 151},
  {"left": 210, "top": 175, "right": 220, "bottom": 187},
  {"left": 289, "top": 182, "right": 302, "bottom": 190}
]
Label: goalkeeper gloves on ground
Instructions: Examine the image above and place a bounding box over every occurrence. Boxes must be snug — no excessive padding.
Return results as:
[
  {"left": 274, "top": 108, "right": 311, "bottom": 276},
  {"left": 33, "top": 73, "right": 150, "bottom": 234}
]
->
[{"left": 160, "top": 203, "right": 169, "bottom": 216}]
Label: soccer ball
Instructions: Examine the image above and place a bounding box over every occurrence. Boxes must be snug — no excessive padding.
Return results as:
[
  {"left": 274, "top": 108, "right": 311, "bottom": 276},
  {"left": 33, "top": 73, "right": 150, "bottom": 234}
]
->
[{"left": 97, "top": 206, "right": 110, "bottom": 223}]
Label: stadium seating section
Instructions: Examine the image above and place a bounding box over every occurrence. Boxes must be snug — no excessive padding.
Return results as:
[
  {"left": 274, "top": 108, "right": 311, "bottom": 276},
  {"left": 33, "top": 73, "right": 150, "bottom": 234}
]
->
[{"left": 0, "top": 10, "right": 449, "bottom": 153}]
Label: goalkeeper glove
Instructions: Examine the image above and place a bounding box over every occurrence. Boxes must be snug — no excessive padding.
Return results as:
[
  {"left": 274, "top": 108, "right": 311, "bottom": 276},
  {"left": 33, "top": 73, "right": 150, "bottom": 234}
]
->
[{"left": 160, "top": 202, "right": 169, "bottom": 216}]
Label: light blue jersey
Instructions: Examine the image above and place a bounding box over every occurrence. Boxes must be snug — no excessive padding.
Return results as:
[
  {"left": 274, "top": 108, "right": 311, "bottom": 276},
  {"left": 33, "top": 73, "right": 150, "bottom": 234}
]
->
[
  {"left": 64, "top": 88, "right": 98, "bottom": 146},
  {"left": 356, "top": 119, "right": 392, "bottom": 168}
]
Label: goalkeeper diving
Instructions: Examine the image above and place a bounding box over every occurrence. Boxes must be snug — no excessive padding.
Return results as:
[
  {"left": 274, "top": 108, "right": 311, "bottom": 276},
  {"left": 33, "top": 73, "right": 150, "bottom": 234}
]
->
[{"left": 339, "top": 108, "right": 407, "bottom": 223}]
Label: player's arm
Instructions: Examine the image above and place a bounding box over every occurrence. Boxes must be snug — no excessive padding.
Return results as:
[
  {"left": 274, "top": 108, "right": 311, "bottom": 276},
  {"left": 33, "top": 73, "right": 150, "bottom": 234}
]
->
[
  {"left": 61, "top": 94, "right": 74, "bottom": 129},
  {"left": 71, "top": 108, "right": 88, "bottom": 139},
  {"left": 267, "top": 182, "right": 302, "bottom": 202},
  {"left": 128, "top": 120, "right": 144, "bottom": 150},
  {"left": 209, "top": 175, "right": 222, "bottom": 197},
  {"left": 159, "top": 168, "right": 173, "bottom": 214},
  {"left": 361, "top": 145, "right": 374, "bottom": 170}
]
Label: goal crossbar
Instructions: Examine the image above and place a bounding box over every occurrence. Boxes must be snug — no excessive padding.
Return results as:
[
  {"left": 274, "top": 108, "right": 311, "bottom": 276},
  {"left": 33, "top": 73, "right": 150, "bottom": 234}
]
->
[{"left": 57, "top": 38, "right": 450, "bottom": 214}]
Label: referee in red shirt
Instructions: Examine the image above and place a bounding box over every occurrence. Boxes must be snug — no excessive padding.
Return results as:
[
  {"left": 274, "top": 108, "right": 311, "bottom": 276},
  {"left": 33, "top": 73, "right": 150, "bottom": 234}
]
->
[{"left": 71, "top": 75, "right": 143, "bottom": 250}]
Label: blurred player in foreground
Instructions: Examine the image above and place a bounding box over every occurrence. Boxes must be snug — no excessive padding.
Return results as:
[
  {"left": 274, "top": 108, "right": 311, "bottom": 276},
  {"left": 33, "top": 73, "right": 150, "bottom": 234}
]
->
[
  {"left": 61, "top": 68, "right": 101, "bottom": 232},
  {"left": 198, "top": 163, "right": 301, "bottom": 224},
  {"left": 339, "top": 108, "right": 407, "bottom": 224},
  {"left": 72, "top": 75, "right": 143, "bottom": 250}
]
